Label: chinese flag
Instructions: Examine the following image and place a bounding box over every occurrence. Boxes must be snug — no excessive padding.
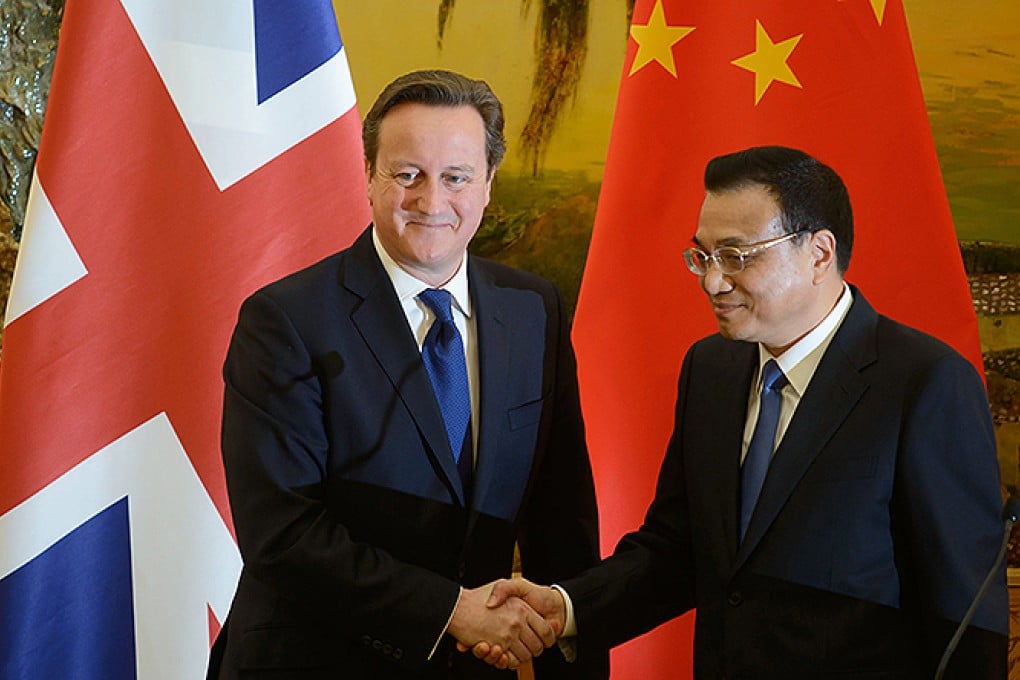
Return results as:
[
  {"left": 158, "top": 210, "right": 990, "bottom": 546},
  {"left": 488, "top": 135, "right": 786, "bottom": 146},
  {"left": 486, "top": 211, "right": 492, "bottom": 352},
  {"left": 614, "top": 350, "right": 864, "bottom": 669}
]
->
[
  {"left": 0, "top": 0, "right": 368, "bottom": 676},
  {"left": 571, "top": 1, "right": 981, "bottom": 677}
]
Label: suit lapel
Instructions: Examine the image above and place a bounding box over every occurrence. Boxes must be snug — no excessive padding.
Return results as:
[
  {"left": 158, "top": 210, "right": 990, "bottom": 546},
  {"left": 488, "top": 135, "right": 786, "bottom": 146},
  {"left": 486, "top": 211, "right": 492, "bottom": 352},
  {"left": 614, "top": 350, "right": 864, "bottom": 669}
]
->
[
  {"left": 735, "top": 291, "right": 878, "bottom": 568},
  {"left": 701, "top": 343, "right": 758, "bottom": 567},
  {"left": 343, "top": 230, "right": 467, "bottom": 506}
]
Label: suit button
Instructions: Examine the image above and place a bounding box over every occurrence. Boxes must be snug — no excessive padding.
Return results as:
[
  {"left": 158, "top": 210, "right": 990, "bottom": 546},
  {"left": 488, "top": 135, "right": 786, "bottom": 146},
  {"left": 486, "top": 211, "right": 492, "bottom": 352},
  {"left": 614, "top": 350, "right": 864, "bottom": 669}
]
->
[
  {"left": 360, "top": 635, "right": 371, "bottom": 647},
  {"left": 372, "top": 640, "right": 383, "bottom": 651},
  {"left": 727, "top": 591, "right": 742, "bottom": 606},
  {"left": 457, "top": 563, "right": 466, "bottom": 580},
  {"left": 393, "top": 648, "right": 403, "bottom": 660}
]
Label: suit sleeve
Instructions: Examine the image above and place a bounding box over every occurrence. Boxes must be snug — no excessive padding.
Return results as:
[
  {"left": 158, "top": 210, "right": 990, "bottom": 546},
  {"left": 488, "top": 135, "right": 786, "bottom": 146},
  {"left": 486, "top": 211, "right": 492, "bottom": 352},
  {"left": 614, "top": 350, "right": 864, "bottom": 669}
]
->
[
  {"left": 221, "top": 290, "right": 460, "bottom": 671},
  {"left": 557, "top": 344, "right": 698, "bottom": 651},
  {"left": 894, "top": 349, "right": 1008, "bottom": 677},
  {"left": 514, "top": 282, "right": 608, "bottom": 678}
]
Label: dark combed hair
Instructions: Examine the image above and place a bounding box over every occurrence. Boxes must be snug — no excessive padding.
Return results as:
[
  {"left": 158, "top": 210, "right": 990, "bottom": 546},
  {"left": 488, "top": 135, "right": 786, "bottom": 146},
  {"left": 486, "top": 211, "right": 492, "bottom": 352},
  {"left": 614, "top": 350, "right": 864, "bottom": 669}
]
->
[
  {"left": 704, "top": 146, "right": 854, "bottom": 273},
  {"left": 362, "top": 69, "right": 506, "bottom": 178}
]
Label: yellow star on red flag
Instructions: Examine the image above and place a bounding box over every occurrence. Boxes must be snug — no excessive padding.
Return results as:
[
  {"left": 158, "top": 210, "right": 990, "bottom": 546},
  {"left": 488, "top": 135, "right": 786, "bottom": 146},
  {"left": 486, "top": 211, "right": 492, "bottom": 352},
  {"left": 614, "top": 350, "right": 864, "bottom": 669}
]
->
[
  {"left": 871, "top": 0, "right": 888, "bottom": 25},
  {"left": 628, "top": 0, "right": 695, "bottom": 77},
  {"left": 731, "top": 20, "right": 803, "bottom": 105}
]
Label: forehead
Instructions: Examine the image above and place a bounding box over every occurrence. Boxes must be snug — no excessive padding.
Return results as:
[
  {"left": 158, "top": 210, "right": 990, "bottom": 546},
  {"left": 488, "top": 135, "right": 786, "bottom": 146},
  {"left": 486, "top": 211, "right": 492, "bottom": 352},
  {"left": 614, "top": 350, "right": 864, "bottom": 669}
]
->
[
  {"left": 376, "top": 102, "right": 486, "bottom": 163},
  {"left": 695, "top": 185, "right": 782, "bottom": 246}
]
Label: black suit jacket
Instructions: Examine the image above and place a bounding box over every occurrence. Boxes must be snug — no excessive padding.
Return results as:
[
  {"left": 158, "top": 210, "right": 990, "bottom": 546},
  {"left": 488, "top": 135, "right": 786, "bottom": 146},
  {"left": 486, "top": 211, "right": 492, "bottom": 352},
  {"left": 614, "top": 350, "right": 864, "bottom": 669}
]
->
[
  {"left": 563, "top": 289, "right": 1007, "bottom": 679},
  {"left": 209, "top": 228, "right": 607, "bottom": 679}
]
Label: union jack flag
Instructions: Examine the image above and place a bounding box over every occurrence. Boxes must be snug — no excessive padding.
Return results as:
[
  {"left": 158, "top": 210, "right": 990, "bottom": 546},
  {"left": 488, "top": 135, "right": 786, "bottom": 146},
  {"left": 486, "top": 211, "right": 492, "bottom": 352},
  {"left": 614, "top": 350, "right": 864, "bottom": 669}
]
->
[{"left": 0, "top": 1, "right": 369, "bottom": 677}]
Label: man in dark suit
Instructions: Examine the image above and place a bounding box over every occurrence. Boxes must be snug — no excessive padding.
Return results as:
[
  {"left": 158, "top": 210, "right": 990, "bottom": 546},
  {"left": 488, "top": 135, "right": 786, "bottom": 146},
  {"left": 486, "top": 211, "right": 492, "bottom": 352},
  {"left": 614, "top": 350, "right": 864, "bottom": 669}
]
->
[
  {"left": 207, "top": 70, "right": 606, "bottom": 679},
  {"left": 479, "top": 146, "right": 1008, "bottom": 677}
]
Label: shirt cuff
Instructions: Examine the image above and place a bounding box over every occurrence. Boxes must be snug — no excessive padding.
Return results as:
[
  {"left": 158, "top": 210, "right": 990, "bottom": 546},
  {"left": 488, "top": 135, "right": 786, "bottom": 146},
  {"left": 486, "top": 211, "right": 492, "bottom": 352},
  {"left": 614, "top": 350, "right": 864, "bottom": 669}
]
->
[
  {"left": 551, "top": 584, "right": 578, "bottom": 663},
  {"left": 551, "top": 584, "right": 578, "bottom": 637}
]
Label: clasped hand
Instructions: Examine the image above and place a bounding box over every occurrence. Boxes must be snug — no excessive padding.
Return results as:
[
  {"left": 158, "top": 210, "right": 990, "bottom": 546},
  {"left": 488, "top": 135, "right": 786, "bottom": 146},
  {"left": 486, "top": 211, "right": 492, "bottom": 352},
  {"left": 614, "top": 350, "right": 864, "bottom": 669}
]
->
[{"left": 449, "top": 578, "right": 565, "bottom": 670}]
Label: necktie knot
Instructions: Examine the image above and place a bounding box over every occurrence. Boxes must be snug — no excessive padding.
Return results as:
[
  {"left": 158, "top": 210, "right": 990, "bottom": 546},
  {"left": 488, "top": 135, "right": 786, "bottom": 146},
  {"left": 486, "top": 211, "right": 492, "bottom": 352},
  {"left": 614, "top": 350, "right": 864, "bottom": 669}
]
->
[
  {"left": 761, "top": 359, "right": 788, "bottom": 394},
  {"left": 419, "top": 288, "right": 455, "bottom": 325}
]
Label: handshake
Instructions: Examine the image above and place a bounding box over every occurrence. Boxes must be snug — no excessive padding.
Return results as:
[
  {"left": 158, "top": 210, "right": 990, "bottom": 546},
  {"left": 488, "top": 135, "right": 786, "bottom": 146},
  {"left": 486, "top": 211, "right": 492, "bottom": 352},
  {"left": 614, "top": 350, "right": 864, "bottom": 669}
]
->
[{"left": 448, "top": 578, "right": 566, "bottom": 670}]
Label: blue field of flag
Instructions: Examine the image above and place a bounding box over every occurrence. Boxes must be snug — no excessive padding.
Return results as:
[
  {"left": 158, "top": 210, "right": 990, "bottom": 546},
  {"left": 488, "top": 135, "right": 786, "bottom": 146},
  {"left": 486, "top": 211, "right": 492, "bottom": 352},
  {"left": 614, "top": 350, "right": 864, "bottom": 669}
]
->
[
  {"left": 254, "top": 0, "right": 343, "bottom": 104},
  {"left": 0, "top": 499, "right": 137, "bottom": 679}
]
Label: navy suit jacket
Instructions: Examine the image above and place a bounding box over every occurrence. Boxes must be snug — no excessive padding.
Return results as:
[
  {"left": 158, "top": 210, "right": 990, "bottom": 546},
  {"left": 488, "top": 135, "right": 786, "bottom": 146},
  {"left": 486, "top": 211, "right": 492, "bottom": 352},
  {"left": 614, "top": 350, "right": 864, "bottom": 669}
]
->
[
  {"left": 563, "top": 288, "right": 1007, "bottom": 679},
  {"left": 209, "top": 228, "right": 606, "bottom": 679}
]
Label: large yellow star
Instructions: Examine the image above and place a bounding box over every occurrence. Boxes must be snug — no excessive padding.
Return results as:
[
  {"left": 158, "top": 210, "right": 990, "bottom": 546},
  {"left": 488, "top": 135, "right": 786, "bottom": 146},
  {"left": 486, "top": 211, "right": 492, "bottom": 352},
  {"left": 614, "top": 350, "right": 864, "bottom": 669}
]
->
[
  {"left": 628, "top": 0, "right": 695, "bottom": 78},
  {"left": 731, "top": 20, "right": 803, "bottom": 105},
  {"left": 870, "top": 0, "right": 887, "bottom": 25}
]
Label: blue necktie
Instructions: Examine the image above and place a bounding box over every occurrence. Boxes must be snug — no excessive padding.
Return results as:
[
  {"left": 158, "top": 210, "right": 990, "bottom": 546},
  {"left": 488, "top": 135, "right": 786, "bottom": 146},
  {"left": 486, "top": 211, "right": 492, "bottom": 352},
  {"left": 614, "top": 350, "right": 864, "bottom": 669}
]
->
[
  {"left": 739, "top": 359, "right": 788, "bottom": 542},
  {"left": 418, "top": 289, "right": 473, "bottom": 493}
]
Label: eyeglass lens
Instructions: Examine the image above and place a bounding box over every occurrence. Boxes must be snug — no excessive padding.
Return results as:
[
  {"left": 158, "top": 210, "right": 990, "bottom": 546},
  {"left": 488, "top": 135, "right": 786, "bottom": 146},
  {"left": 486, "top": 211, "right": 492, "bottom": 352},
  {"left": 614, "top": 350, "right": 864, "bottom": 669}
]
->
[{"left": 684, "top": 248, "right": 745, "bottom": 275}]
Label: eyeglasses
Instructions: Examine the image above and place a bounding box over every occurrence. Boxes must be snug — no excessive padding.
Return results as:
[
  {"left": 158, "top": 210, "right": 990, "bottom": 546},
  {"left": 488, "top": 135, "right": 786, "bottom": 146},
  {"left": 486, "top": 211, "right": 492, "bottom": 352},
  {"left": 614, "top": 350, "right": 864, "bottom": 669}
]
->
[{"left": 682, "top": 230, "right": 807, "bottom": 276}]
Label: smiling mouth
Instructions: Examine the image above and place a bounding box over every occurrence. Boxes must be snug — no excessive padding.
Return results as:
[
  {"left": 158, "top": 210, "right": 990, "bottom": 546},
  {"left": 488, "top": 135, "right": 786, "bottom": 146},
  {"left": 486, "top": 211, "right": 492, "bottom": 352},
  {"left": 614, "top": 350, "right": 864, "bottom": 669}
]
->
[
  {"left": 407, "top": 220, "right": 452, "bottom": 230},
  {"left": 711, "top": 300, "right": 743, "bottom": 316}
]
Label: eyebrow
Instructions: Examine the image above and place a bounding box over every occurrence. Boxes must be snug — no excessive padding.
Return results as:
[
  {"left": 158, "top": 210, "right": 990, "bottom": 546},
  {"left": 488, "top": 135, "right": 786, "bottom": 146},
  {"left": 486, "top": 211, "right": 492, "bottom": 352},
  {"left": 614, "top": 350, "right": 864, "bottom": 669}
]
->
[
  {"left": 442, "top": 163, "right": 478, "bottom": 175},
  {"left": 715, "top": 236, "right": 750, "bottom": 247},
  {"left": 691, "top": 235, "right": 749, "bottom": 249},
  {"left": 389, "top": 161, "right": 478, "bottom": 173}
]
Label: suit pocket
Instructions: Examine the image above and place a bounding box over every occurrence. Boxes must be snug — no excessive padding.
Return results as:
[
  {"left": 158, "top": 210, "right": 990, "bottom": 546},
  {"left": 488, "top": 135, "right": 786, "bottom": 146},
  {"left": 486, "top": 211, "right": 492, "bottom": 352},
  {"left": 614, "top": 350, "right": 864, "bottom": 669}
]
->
[{"left": 507, "top": 396, "right": 544, "bottom": 431}]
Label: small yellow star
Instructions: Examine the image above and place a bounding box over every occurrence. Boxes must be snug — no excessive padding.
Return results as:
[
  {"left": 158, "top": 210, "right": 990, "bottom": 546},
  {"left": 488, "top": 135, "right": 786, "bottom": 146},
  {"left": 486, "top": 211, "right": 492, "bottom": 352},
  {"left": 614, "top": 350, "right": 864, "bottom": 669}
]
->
[
  {"left": 870, "top": 0, "right": 887, "bottom": 25},
  {"left": 628, "top": 0, "right": 695, "bottom": 78},
  {"left": 731, "top": 20, "right": 803, "bottom": 105}
]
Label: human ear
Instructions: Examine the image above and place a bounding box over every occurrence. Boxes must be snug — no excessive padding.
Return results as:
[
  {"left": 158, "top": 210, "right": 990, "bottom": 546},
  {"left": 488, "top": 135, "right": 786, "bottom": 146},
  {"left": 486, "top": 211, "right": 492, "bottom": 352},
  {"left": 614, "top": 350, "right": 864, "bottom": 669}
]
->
[
  {"left": 809, "top": 229, "right": 837, "bottom": 283},
  {"left": 364, "top": 158, "right": 374, "bottom": 205}
]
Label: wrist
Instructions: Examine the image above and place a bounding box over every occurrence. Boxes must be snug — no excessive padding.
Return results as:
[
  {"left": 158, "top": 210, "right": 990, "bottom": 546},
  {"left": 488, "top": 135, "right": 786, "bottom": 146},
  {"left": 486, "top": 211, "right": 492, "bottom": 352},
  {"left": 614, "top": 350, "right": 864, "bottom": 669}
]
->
[{"left": 550, "top": 585, "right": 576, "bottom": 637}]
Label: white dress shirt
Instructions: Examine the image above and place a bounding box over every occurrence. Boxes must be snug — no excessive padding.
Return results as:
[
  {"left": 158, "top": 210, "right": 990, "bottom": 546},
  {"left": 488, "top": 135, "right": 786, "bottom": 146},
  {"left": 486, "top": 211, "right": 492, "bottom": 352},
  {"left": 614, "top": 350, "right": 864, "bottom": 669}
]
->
[
  {"left": 741, "top": 283, "right": 853, "bottom": 462},
  {"left": 371, "top": 228, "right": 479, "bottom": 463}
]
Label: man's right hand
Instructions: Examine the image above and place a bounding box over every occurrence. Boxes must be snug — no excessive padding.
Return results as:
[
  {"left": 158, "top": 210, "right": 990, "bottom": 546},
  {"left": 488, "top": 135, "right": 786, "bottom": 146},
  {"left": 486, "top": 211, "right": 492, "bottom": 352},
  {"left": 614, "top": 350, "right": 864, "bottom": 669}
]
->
[
  {"left": 460, "top": 578, "right": 567, "bottom": 667},
  {"left": 447, "top": 582, "right": 558, "bottom": 670}
]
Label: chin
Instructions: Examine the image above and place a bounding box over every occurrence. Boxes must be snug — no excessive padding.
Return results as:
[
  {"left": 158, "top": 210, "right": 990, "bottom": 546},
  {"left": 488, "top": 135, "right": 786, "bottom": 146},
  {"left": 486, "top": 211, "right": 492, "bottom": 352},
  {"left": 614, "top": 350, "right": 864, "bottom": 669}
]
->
[
  {"left": 714, "top": 320, "right": 738, "bottom": 338},
  {"left": 717, "top": 324, "right": 753, "bottom": 344}
]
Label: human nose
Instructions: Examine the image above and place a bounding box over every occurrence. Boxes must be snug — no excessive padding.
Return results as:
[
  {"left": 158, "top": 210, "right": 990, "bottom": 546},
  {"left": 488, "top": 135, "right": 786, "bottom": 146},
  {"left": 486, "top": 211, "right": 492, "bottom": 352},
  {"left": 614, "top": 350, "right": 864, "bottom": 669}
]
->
[
  {"left": 409, "top": 178, "right": 445, "bottom": 215},
  {"left": 700, "top": 263, "right": 733, "bottom": 295}
]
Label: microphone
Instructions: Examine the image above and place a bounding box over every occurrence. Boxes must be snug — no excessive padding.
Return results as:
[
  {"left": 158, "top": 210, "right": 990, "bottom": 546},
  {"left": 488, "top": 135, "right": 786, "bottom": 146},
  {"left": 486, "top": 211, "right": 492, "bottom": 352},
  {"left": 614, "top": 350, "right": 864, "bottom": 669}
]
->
[{"left": 933, "top": 495, "right": 1020, "bottom": 679}]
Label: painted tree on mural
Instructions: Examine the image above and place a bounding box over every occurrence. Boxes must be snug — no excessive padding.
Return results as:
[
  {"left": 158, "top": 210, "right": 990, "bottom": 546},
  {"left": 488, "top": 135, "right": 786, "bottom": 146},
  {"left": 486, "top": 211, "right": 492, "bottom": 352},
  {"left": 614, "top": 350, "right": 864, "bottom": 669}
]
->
[{"left": 437, "top": 0, "right": 636, "bottom": 175}]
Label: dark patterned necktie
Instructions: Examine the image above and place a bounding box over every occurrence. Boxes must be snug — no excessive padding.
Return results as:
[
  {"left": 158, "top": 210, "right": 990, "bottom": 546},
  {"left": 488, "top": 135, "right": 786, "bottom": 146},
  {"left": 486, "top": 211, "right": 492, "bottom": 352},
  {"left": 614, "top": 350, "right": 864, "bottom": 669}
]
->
[
  {"left": 418, "top": 289, "right": 472, "bottom": 493},
  {"left": 739, "top": 359, "right": 788, "bottom": 541}
]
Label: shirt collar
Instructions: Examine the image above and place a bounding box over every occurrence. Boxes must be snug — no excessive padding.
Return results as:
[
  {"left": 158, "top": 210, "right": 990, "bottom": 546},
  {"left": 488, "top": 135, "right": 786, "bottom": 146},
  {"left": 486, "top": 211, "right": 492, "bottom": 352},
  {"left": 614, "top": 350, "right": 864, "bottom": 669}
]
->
[
  {"left": 757, "top": 282, "right": 853, "bottom": 394},
  {"left": 371, "top": 227, "right": 472, "bottom": 318}
]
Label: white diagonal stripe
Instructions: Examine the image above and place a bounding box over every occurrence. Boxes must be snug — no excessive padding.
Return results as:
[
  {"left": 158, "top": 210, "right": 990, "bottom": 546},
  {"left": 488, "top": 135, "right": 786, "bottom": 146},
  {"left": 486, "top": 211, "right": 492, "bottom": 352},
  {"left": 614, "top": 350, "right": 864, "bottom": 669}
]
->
[
  {"left": 4, "top": 171, "right": 88, "bottom": 326},
  {"left": 120, "top": 0, "right": 357, "bottom": 190}
]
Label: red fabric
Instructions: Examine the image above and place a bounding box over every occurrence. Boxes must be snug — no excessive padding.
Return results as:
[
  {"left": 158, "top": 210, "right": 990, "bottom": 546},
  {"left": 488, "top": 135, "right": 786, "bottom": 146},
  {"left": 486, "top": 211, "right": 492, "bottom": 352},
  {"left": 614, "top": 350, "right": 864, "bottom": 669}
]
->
[{"left": 572, "top": 1, "right": 980, "bottom": 677}]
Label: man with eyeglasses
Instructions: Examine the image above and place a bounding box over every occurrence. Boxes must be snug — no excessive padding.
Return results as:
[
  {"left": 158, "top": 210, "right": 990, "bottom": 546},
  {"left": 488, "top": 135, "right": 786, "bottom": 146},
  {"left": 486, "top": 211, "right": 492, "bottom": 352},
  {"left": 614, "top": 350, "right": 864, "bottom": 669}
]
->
[{"left": 473, "top": 145, "right": 1007, "bottom": 677}]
